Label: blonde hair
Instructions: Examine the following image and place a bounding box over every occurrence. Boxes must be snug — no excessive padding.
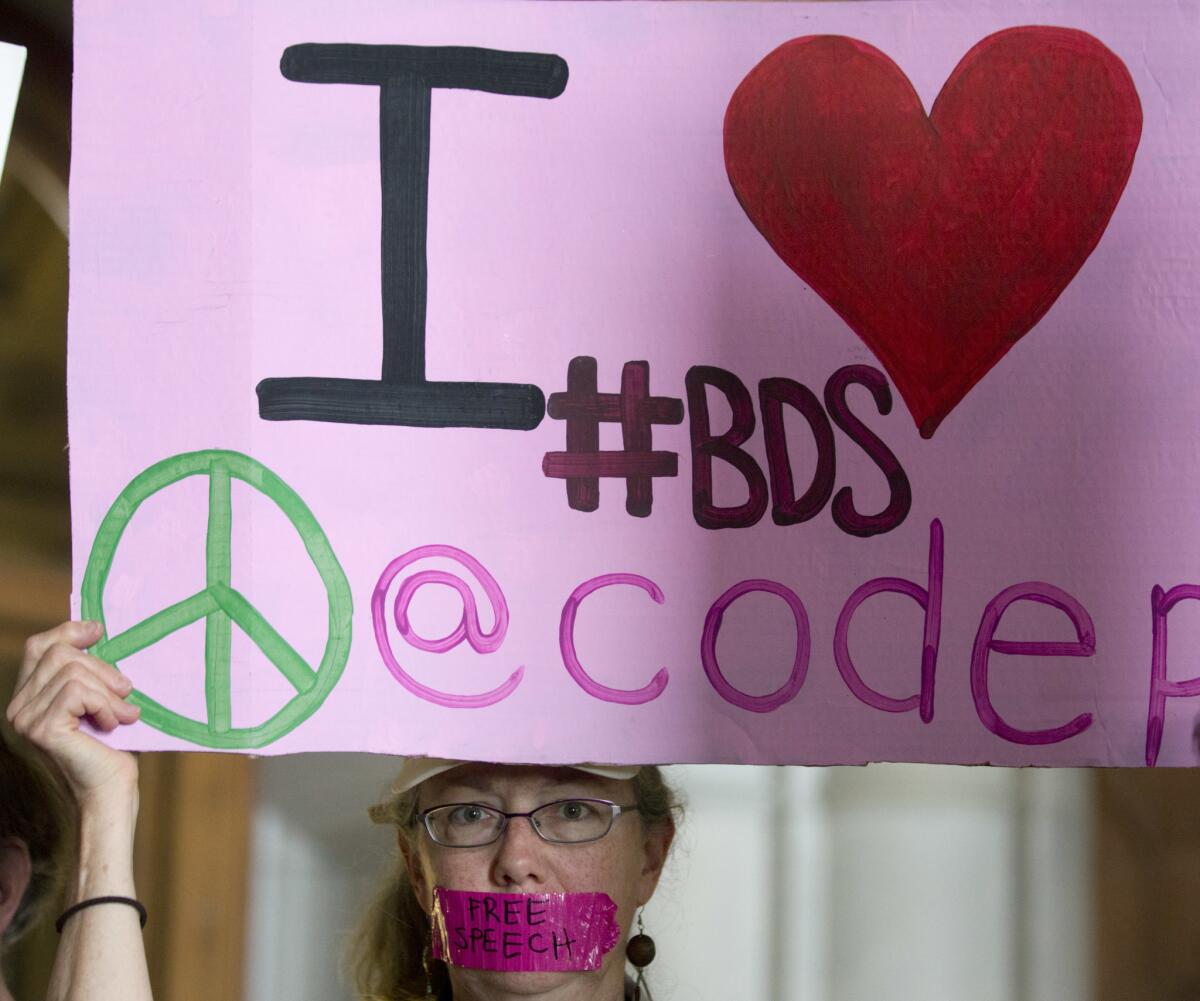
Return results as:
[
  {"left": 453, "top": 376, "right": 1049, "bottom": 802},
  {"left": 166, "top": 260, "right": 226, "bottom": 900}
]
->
[{"left": 346, "top": 766, "right": 680, "bottom": 1001}]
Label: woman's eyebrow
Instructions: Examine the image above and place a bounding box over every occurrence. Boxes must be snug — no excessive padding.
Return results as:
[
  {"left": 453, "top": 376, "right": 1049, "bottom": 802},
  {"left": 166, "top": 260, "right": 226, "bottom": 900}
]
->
[{"left": 535, "top": 781, "right": 606, "bottom": 798}]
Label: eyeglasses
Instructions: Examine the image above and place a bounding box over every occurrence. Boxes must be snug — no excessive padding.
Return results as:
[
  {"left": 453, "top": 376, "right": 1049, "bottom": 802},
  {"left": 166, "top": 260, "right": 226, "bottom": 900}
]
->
[{"left": 418, "top": 798, "right": 638, "bottom": 847}]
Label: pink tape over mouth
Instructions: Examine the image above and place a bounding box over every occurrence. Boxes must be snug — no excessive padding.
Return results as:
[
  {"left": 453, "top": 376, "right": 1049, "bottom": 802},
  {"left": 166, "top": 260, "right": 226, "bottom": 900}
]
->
[{"left": 431, "top": 888, "right": 620, "bottom": 972}]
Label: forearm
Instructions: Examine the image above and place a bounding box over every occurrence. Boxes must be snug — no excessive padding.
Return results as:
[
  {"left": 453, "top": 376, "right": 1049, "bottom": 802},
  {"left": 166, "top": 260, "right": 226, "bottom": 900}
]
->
[{"left": 48, "top": 781, "right": 152, "bottom": 1001}]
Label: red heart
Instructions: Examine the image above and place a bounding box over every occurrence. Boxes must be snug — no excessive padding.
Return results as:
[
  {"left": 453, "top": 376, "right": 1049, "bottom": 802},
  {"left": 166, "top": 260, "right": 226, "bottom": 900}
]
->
[{"left": 724, "top": 27, "right": 1142, "bottom": 438}]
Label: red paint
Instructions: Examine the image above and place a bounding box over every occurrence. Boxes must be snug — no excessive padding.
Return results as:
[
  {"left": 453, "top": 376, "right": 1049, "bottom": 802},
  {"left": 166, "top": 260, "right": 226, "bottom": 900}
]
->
[{"left": 724, "top": 27, "right": 1142, "bottom": 437}]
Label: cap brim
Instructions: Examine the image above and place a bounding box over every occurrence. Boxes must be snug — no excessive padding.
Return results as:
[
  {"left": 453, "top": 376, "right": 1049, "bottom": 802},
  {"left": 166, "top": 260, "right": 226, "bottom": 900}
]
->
[{"left": 389, "top": 757, "right": 641, "bottom": 794}]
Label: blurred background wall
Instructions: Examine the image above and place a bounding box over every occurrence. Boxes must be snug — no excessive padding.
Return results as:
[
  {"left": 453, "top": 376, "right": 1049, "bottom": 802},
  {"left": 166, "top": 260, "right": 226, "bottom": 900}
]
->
[{"left": 2, "top": 4, "right": 1200, "bottom": 1000}]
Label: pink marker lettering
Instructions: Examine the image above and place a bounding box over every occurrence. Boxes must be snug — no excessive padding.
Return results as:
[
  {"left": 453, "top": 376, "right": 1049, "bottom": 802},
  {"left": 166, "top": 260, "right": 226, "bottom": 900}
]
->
[
  {"left": 559, "top": 573, "right": 669, "bottom": 705},
  {"left": 701, "top": 579, "right": 810, "bottom": 713},
  {"left": 834, "top": 519, "right": 943, "bottom": 722},
  {"left": 1145, "top": 584, "right": 1200, "bottom": 767},
  {"left": 431, "top": 888, "right": 619, "bottom": 972},
  {"left": 970, "top": 582, "right": 1094, "bottom": 745},
  {"left": 372, "top": 544, "right": 522, "bottom": 708}
]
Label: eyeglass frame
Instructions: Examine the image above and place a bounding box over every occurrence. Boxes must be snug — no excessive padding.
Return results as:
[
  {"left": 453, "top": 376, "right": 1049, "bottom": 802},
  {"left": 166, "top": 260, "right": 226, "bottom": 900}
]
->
[{"left": 417, "top": 798, "right": 640, "bottom": 847}]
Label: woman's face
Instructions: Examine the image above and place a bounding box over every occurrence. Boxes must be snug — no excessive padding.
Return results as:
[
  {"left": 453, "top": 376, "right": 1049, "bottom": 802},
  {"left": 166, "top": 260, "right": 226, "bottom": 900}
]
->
[{"left": 403, "top": 763, "right": 673, "bottom": 999}]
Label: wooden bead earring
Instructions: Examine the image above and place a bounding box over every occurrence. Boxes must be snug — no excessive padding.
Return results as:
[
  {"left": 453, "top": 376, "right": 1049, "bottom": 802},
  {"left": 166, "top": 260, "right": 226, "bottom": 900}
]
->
[{"left": 626, "top": 909, "right": 656, "bottom": 1000}]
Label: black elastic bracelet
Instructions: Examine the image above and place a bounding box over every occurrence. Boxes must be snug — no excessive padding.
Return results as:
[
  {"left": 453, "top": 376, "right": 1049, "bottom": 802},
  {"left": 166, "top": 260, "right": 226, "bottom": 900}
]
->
[{"left": 56, "top": 896, "right": 148, "bottom": 934}]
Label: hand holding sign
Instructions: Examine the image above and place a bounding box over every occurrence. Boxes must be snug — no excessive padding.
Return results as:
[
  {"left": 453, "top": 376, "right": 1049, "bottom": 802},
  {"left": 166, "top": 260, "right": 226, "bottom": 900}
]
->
[{"left": 7, "top": 619, "right": 140, "bottom": 801}]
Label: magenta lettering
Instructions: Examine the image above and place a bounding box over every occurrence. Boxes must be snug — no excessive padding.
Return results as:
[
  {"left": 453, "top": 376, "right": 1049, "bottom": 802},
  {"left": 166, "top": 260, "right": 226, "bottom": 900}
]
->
[
  {"left": 368, "top": 530, "right": 1142, "bottom": 759},
  {"left": 1145, "top": 584, "right": 1200, "bottom": 767},
  {"left": 372, "top": 544, "right": 523, "bottom": 708},
  {"left": 834, "top": 519, "right": 943, "bottom": 722},
  {"left": 559, "top": 573, "right": 669, "bottom": 704},
  {"left": 970, "top": 582, "right": 1094, "bottom": 745},
  {"left": 701, "top": 579, "right": 810, "bottom": 712}
]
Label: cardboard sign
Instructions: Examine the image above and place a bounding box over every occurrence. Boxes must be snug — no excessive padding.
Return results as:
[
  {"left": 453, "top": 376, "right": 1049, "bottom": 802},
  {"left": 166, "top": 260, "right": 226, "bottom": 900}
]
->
[{"left": 69, "top": 0, "right": 1200, "bottom": 765}]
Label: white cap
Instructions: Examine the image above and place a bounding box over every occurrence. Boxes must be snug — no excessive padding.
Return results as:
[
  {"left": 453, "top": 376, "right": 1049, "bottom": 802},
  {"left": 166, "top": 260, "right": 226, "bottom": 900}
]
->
[{"left": 390, "top": 757, "right": 641, "bottom": 794}]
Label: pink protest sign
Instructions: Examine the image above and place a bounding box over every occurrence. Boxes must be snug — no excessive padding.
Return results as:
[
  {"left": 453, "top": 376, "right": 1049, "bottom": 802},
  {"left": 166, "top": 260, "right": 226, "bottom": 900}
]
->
[
  {"left": 67, "top": 0, "right": 1200, "bottom": 765},
  {"left": 431, "top": 888, "right": 619, "bottom": 972}
]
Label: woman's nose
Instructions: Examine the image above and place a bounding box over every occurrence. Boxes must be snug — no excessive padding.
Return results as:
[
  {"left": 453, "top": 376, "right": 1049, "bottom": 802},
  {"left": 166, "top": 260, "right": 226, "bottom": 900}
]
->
[{"left": 490, "top": 814, "right": 548, "bottom": 888}]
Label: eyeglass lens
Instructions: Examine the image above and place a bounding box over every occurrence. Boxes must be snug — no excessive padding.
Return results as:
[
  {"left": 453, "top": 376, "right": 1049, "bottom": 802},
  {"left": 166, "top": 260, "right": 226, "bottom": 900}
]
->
[{"left": 424, "top": 799, "right": 617, "bottom": 846}]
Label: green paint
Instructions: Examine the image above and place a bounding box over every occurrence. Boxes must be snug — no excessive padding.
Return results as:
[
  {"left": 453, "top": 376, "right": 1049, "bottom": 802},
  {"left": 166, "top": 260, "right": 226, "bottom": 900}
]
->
[
  {"left": 205, "top": 462, "right": 233, "bottom": 733},
  {"left": 80, "top": 449, "right": 353, "bottom": 749}
]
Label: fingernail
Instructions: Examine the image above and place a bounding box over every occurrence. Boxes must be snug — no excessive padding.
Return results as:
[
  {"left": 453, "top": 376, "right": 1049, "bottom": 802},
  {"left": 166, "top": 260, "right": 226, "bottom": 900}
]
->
[{"left": 85, "top": 620, "right": 103, "bottom": 635}]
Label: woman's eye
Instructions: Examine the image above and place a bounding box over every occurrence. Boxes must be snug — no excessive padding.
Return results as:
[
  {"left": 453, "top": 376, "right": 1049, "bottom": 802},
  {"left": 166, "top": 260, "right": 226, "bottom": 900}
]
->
[
  {"left": 556, "top": 800, "right": 594, "bottom": 821},
  {"left": 447, "top": 805, "right": 489, "bottom": 825}
]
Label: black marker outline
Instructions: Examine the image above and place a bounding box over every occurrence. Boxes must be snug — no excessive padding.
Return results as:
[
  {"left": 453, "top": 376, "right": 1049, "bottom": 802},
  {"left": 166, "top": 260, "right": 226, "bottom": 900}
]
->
[{"left": 258, "top": 44, "right": 566, "bottom": 430}]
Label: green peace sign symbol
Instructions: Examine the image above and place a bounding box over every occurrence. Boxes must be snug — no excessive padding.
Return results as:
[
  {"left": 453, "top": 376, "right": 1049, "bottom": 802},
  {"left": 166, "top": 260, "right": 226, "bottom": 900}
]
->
[{"left": 80, "top": 449, "right": 352, "bottom": 749}]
